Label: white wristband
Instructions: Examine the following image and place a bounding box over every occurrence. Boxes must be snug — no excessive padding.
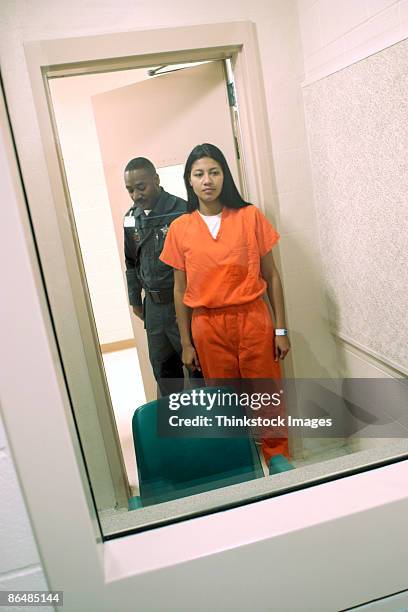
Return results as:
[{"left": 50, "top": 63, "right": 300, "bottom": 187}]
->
[{"left": 275, "top": 328, "right": 288, "bottom": 336}]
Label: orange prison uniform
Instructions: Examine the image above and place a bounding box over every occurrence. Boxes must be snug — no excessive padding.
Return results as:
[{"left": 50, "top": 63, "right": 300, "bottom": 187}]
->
[{"left": 160, "top": 205, "right": 289, "bottom": 461}]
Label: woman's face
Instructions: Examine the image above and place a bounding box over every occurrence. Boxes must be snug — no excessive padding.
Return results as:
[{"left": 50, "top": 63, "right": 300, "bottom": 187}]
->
[{"left": 189, "top": 157, "right": 224, "bottom": 205}]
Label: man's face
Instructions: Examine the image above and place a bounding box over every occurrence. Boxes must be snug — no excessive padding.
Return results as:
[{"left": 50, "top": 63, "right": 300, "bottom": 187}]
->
[{"left": 124, "top": 168, "right": 161, "bottom": 210}]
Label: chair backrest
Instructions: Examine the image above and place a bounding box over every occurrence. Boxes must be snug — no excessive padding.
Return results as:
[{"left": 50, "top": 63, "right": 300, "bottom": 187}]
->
[{"left": 132, "top": 388, "right": 264, "bottom": 506}]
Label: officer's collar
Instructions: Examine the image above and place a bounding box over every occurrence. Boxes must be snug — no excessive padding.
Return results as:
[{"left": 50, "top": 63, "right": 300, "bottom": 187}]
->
[{"left": 133, "top": 188, "right": 177, "bottom": 220}]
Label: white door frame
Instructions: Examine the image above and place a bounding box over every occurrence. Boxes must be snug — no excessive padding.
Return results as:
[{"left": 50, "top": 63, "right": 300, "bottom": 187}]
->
[
  {"left": 89, "top": 58, "right": 243, "bottom": 403},
  {"left": 12, "top": 20, "right": 292, "bottom": 515},
  {"left": 2, "top": 21, "right": 408, "bottom": 611}
]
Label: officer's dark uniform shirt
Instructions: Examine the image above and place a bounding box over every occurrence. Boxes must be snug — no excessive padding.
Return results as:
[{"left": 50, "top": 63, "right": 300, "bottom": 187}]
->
[{"left": 124, "top": 188, "right": 187, "bottom": 305}]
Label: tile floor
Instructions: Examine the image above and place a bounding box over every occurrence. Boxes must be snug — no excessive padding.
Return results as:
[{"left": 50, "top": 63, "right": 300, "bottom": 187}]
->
[{"left": 102, "top": 348, "right": 145, "bottom": 495}]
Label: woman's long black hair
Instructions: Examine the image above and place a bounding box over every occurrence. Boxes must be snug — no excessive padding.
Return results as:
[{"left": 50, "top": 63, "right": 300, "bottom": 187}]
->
[{"left": 183, "top": 143, "right": 251, "bottom": 213}]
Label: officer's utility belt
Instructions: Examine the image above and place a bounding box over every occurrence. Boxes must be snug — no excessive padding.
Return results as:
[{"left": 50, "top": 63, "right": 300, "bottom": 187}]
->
[{"left": 145, "top": 288, "right": 174, "bottom": 304}]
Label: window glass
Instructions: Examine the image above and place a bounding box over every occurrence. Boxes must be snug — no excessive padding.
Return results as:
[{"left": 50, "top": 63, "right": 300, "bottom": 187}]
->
[{"left": 46, "top": 58, "right": 408, "bottom": 539}]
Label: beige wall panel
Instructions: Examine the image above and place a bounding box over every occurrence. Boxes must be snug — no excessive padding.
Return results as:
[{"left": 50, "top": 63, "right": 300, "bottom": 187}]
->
[
  {"left": 48, "top": 70, "right": 147, "bottom": 345},
  {"left": 303, "top": 38, "right": 408, "bottom": 374}
]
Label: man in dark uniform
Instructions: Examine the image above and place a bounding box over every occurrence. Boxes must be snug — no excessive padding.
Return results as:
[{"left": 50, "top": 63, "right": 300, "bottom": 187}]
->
[{"left": 123, "top": 157, "right": 187, "bottom": 396}]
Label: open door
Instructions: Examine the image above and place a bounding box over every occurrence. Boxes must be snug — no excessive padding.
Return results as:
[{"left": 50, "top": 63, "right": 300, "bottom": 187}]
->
[{"left": 92, "top": 60, "right": 241, "bottom": 400}]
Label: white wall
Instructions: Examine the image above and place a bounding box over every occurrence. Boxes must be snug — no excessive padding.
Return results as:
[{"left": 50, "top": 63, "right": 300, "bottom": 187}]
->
[
  {"left": 0, "top": 416, "right": 51, "bottom": 608},
  {"left": 297, "top": 0, "right": 408, "bottom": 377},
  {"left": 0, "top": 70, "right": 52, "bottom": 603},
  {"left": 260, "top": 2, "right": 340, "bottom": 379}
]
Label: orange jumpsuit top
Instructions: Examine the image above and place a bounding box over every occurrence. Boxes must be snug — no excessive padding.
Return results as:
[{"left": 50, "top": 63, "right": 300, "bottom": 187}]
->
[{"left": 159, "top": 205, "right": 279, "bottom": 308}]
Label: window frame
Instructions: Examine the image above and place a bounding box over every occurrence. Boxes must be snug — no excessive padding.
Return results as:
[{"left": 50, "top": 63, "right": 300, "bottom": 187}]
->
[{"left": 1, "top": 22, "right": 408, "bottom": 610}]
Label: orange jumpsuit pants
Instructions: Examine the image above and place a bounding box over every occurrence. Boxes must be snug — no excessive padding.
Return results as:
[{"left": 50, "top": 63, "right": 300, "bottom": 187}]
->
[{"left": 191, "top": 297, "right": 289, "bottom": 463}]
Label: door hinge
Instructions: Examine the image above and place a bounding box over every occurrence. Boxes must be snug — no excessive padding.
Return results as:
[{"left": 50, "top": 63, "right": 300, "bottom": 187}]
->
[
  {"left": 234, "top": 135, "right": 240, "bottom": 160},
  {"left": 227, "top": 82, "right": 236, "bottom": 107}
]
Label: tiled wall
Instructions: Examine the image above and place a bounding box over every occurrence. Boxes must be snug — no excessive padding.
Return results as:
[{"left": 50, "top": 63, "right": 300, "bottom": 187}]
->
[{"left": 0, "top": 415, "right": 52, "bottom": 611}]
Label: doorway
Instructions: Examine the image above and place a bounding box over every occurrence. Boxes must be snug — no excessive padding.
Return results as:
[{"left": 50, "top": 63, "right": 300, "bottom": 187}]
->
[{"left": 47, "top": 58, "right": 245, "bottom": 495}]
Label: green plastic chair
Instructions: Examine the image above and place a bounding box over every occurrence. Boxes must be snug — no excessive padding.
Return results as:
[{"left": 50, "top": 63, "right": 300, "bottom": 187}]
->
[
  {"left": 269, "top": 454, "right": 294, "bottom": 475},
  {"left": 128, "top": 387, "right": 265, "bottom": 509}
]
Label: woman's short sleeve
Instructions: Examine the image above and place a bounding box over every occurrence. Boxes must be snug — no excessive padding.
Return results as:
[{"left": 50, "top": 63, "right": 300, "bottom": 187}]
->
[
  {"left": 253, "top": 207, "right": 280, "bottom": 256},
  {"left": 160, "top": 221, "right": 186, "bottom": 270}
]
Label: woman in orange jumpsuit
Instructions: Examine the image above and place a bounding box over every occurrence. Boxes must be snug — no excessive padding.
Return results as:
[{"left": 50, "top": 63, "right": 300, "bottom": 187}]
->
[{"left": 160, "top": 143, "right": 291, "bottom": 462}]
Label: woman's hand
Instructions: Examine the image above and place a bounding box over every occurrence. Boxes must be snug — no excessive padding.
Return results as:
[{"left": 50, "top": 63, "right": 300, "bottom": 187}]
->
[
  {"left": 182, "top": 344, "right": 201, "bottom": 372},
  {"left": 274, "top": 336, "right": 291, "bottom": 361}
]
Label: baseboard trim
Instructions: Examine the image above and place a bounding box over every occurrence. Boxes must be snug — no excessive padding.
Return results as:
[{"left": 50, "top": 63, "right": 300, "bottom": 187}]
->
[
  {"left": 100, "top": 339, "right": 136, "bottom": 354},
  {"left": 333, "top": 332, "right": 407, "bottom": 378}
]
